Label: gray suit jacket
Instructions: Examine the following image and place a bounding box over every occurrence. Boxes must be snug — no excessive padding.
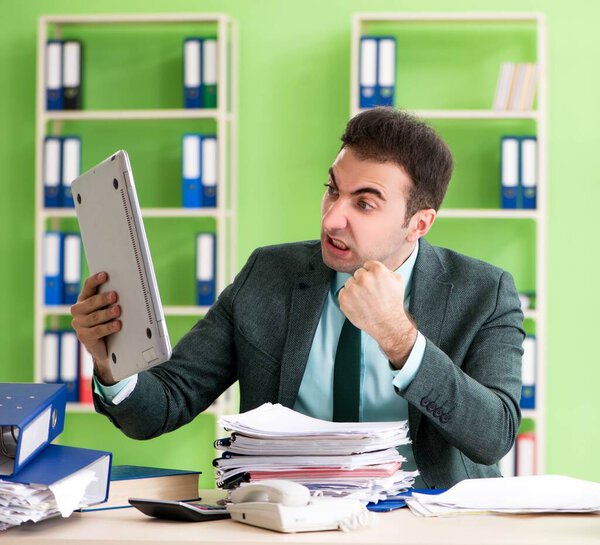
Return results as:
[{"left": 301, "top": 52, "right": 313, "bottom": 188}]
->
[{"left": 95, "top": 239, "right": 524, "bottom": 489}]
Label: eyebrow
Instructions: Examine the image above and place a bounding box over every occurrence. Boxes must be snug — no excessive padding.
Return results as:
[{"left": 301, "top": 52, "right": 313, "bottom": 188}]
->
[{"left": 328, "top": 167, "right": 387, "bottom": 201}]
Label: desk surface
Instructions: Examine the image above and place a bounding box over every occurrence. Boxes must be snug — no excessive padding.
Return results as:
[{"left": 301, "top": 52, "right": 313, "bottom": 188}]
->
[{"left": 5, "top": 490, "right": 600, "bottom": 545}]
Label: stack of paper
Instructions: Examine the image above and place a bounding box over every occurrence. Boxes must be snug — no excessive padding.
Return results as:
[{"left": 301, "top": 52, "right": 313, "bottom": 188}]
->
[
  {"left": 215, "top": 403, "right": 418, "bottom": 503},
  {"left": 0, "top": 444, "right": 111, "bottom": 531},
  {"left": 0, "top": 470, "right": 95, "bottom": 530},
  {"left": 405, "top": 475, "right": 600, "bottom": 517}
]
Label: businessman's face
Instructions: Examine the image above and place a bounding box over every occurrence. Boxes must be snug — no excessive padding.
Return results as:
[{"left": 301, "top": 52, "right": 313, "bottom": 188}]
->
[{"left": 321, "top": 147, "right": 420, "bottom": 274}]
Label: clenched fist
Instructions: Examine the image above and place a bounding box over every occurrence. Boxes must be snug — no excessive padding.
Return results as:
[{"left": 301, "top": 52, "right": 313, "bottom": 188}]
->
[{"left": 338, "top": 260, "right": 417, "bottom": 369}]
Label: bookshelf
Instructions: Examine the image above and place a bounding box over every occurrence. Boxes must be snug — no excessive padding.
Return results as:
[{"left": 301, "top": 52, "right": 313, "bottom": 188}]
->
[
  {"left": 34, "top": 13, "right": 238, "bottom": 417},
  {"left": 351, "top": 12, "right": 547, "bottom": 475}
]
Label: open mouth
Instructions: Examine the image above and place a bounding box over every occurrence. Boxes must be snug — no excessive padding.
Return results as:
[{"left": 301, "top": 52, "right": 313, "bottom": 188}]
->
[{"left": 326, "top": 235, "right": 350, "bottom": 254}]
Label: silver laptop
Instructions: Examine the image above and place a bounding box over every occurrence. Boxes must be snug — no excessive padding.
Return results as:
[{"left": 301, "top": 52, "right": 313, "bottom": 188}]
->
[{"left": 72, "top": 150, "right": 172, "bottom": 381}]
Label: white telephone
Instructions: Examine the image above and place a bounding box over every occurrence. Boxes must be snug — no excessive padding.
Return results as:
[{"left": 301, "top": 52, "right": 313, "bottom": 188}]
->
[{"left": 226, "top": 480, "right": 369, "bottom": 533}]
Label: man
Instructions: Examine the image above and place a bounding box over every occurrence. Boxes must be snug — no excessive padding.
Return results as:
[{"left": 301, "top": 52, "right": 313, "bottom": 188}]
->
[{"left": 71, "top": 107, "right": 524, "bottom": 489}]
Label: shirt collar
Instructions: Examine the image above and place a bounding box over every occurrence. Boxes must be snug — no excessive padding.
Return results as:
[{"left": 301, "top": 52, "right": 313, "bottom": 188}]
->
[{"left": 332, "top": 240, "right": 420, "bottom": 302}]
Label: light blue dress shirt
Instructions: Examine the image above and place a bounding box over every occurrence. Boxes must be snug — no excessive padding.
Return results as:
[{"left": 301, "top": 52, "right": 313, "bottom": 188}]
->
[{"left": 293, "top": 241, "right": 426, "bottom": 478}]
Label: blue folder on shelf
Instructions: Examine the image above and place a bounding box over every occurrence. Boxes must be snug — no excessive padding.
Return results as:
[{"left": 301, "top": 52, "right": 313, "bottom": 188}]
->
[
  {"left": 376, "top": 37, "right": 396, "bottom": 106},
  {"left": 62, "top": 233, "right": 82, "bottom": 305},
  {"left": 201, "top": 135, "right": 218, "bottom": 207},
  {"left": 520, "top": 136, "right": 537, "bottom": 209},
  {"left": 359, "top": 36, "right": 378, "bottom": 109},
  {"left": 44, "top": 136, "right": 62, "bottom": 208},
  {"left": 46, "top": 40, "right": 63, "bottom": 110},
  {"left": 182, "top": 133, "right": 202, "bottom": 207},
  {"left": 3, "top": 443, "right": 112, "bottom": 510},
  {"left": 43, "top": 231, "right": 64, "bottom": 305},
  {"left": 183, "top": 38, "right": 202, "bottom": 108},
  {"left": 0, "top": 383, "right": 67, "bottom": 476},
  {"left": 500, "top": 136, "right": 520, "bottom": 208}
]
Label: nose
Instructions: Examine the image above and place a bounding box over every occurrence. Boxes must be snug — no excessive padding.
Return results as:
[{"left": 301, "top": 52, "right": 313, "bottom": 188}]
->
[{"left": 321, "top": 197, "right": 348, "bottom": 232}]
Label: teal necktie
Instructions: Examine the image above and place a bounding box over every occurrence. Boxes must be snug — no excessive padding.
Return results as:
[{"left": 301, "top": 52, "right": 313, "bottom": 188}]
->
[{"left": 332, "top": 319, "right": 361, "bottom": 422}]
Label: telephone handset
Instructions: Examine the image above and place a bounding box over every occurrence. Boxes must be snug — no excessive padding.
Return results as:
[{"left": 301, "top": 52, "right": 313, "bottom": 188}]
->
[{"left": 226, "top": 479, "right": 370, "bottom": 533}]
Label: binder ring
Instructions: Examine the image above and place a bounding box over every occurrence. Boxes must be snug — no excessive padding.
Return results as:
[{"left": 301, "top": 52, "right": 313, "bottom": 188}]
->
[{"left": 0, "top": 425, "right": 18, "bottom": 459}]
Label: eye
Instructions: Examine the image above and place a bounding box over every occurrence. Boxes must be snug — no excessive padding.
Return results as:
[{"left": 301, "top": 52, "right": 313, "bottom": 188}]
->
[
  {"left": 358, "top": 200, "right": 374, "bottom": 211},
  {"left": 324, "top": 183, "right": 337, "bottom": 196}
]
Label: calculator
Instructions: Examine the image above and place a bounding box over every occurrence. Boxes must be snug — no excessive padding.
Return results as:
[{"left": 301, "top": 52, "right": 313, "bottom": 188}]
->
[{"left": 129, "top": 498, "right": 230, "bottom": 522}]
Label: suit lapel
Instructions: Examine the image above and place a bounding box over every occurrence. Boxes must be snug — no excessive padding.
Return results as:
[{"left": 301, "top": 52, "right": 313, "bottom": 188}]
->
[
  {"left": 408, "top": 239, "right": 453, "bottom": 437},
  {"left": 278, "top": 247, "right": 333, "bottom": 408}
]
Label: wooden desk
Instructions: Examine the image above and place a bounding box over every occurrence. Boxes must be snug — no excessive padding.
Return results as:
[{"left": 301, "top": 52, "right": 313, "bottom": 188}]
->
[{"left": 5, "top": 490, "right": 600, "bottom": 545}]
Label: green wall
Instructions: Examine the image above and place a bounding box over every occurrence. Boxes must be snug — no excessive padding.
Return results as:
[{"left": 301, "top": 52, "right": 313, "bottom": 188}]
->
[{"left": 1, "top": 0, "right": 598, "bottom": 484}]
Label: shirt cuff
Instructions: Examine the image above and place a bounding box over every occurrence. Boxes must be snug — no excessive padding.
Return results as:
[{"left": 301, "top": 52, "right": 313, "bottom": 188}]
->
[
  {"left": 93, "top": 374, "right": 138, "bottom": 405},
  {"left": 391, "top": 331, "right": 426, "bottom": 391}
]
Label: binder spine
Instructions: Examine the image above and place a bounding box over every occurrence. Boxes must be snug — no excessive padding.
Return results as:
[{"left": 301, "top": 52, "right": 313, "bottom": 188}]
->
[
  {"left": 202, "top": 38, "right": 218, "bottom": 109},
  {"left": 377, "top": 37, "right": 396, "bottom": 106},
  {"left": 43, "top": 231, "right": 64, "bottom": 305},
  {"left": 61, "top": 136, "right": 81, "bottom": 208},
  {"left": 359, "top": 37, "right": 377, "bottom": 109},
  {"left": 201, "top": 135, "right": 217, "bottom": 207},
  {"left": 182, "top": 133, "right": 202, "bottom": 207},
  {"left": 42, "top": 330, "right": 61, "bottom": 384},
  {"left": 62, "top": 40, "right": 82, "bottom": 110},
  {"left": 62, "top": 233, "right": 82, "bottom": 305},
  {"left": 500, "top": 136, "right": 520, "bottom": 209},
  {"left": 183, "top": 38, "right": 202, "bottom": 108},
  {"left": 60, "top": 330, "right": 80, "bottom": 403},
  {"left": 520, "top": 336, "right": 536, "bottom": 410},
  {"left": 44, "top": 137, "right": 62, "bottom": 208},
  {"left": 196, "top": 232, "right": 216, "bottom": 306},
  {"left": 46, "top": 40, "right": 63, "bottom": 110},
  {"left": 520, "top": 136, "right": 537, "bottom": 209}
]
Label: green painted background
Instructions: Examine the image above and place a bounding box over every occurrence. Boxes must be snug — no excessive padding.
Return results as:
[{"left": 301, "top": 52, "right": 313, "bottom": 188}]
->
[{"left": 0, "top": 0, "right": 598, "bottom": 485}]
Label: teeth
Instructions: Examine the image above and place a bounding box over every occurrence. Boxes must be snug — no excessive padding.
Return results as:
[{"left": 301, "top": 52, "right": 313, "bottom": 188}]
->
[{"left": 331, "top": 238, "right": 348, "bottom": 250}]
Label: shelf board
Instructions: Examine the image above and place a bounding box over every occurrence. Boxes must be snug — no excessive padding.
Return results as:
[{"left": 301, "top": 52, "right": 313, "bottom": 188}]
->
[
  {"left": 43, "top": 109, "right": 233, "bottom": 122},
  {"left": 41, "top": 208, "right": 231, "bottom": 220},
  {"left": 355, "top": 12, "right": 544, "bottom": 23},
  {"left": 42, "top": 13, "right": 233, "bottom": 25},
  {"left": 437, "top": 209, "right": 539, "bottom": 219}
]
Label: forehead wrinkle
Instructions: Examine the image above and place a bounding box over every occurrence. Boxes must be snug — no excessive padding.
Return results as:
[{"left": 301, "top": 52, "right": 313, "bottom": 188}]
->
[{"left": 329, "top": 166, "right": 388, "bottom": 201}]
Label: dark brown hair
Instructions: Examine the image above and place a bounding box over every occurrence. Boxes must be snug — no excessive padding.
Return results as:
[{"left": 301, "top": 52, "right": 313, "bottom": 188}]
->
[{"left": 340, "top": 107, "right": 453, "bottom": 222}]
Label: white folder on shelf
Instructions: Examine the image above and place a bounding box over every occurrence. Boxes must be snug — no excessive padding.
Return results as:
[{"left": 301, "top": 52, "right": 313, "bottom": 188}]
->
[
  {"left": 42, "top": 330, "right": 60, "bottom": 383},
  {"left": 61, "top": 136, "right": 81, "bottom": 207}
]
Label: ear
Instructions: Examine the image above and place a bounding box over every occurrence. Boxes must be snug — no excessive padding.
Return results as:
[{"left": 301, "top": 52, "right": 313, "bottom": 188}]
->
[{"left": 406, "top": 209, "right": 436, "bottom": 242}]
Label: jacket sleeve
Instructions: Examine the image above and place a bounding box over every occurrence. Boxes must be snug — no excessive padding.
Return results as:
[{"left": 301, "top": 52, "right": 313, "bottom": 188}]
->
[
  {"left": 92, "top": 249, "right": 261, "bottom": 440},
  {"left": 400, "top": 271, "right": 525, "bottom": 465}
]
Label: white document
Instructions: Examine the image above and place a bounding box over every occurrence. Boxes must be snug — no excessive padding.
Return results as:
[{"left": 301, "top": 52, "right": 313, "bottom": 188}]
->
[
  {"left": 216, "top": 448, "right": 403, "bottom": 470},
  {"left": 221, "top": 432, "right": 410, "bottom": 455},
  {"left": 219, "top": 403, "right": 409, "bottom": 439},
  {"left": 406, "top": 475, "right": 600, "bottom": 516}
]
